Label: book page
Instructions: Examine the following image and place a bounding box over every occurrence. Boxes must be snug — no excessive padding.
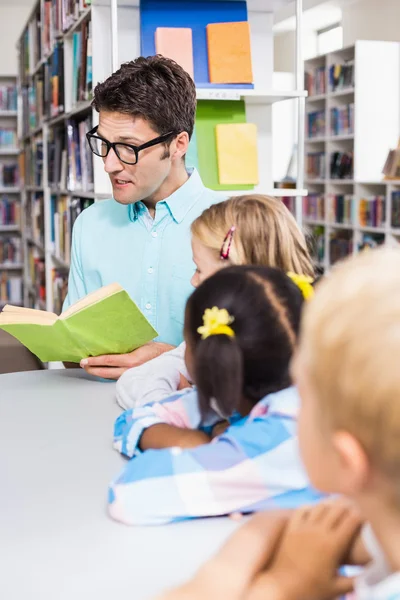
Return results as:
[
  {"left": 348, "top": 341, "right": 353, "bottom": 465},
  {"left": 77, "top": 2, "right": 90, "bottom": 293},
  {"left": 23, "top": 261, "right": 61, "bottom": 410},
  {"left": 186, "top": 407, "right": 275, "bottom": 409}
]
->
[
  {"left": 1, "top": 305, "right": 57, "bottom": 320},
  {"left": 0, "top": 313, "right": 56, "bottom": 326},
  {"left": 60, "top": 282, "right": 123, "bottom": 320}
]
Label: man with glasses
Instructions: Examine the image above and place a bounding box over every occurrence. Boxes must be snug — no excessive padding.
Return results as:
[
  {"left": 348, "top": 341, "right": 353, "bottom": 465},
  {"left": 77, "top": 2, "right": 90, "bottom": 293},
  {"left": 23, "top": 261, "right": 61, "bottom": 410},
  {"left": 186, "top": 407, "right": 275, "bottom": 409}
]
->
[{"left": 63, "top": 55, "right": 221, "bottom": 379}]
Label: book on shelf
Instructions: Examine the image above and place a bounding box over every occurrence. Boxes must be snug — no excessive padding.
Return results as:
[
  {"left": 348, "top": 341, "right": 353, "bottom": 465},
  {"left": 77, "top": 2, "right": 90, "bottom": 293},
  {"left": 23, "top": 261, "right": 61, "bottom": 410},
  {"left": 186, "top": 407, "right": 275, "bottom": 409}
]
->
[
  {"left": 155, "top": 27, "right": 194, "bottom": 78},
  {"left": 66, "top": 116, "right": 94, "bottom": 191},
  {"left": 52, "top": 269, "right": 68, "bottom": 315},
  {"left": 329, "top": 61, "right": 355, "bottom": 92},
  {"left": 0, "top": 129, "right": 18, "bottom": 148},
  {"left": 330, "top": 152, "right": 353, "bottom": 180},
  {"left": 281, "top": 197, "right": 295, "bottom": 216},
  {"left": 304, "top": 193, "right": 325, "bottom": 221},
  {"left": 0, "top": 85, "right": 17, "bottom": 111},
  {"left": 28, "top": 251, "right": 45, "bottom": 302},
  {"left": 359, "top": 195, "right": 386, "bottom": 228},
  {"left": 24, "top": 138, "right": 43, "bottom": 187},
  {"left": 0, "top": 236, "right": 22, "bottom": 264},
  {"left": 307, "top": 111, "right": 325, "bottom": 139},
  {"left": 50, "top": 194, "right": 70, "bottom": 264},
  {"left": 48, "top": 126, "right": 68, "bottom": 189},
  {"left": 72, "top": 19, "right": 92, "bottom": 105},
  {"left": 206, "top": 21, "right": 253, "bottom": 84},
  {"left": 305, "top": 67, "right": 326, "bottom": 96},
  {"left": 330, "top": 231, "right": 353, "bottom": 264},
  {"left": 0, "top": 163, "right": 19, "bottom": 187},
  {"left": 359, "top": 233, "right": 385, "bottom": 251},
  {"left": 0, "top": 273, "right": 22, "bottom": 304},
  {"left": 0, "top": 197, "right": 20, "bottom": 226},
  {"left": 330, "top": 104, "right": 354, "bottom": 136},
  {"left": 329, "top": 194, "right": 354, "bottom": 225},
  {"left": 306, "top": 152, "right": 325, "bottom": 179},
  {"left": 308, "top": 225, "right": 325, "bottom": 264},
  {"left": 44, "top": 41, "right": 65, "bottom": 118},
  {"left": 26, "top": 193, "right": 44, "bottom": 246},
  {"left": 20, "top": 6, "right": 41, "bottom": 84},
  {"left": 0, "top": 282, "right": 158, "bottom": 363},
  {"left": 70, "top": 196, "right": 93, "bottom": 230},
  {"left": 215, "top": 123, "right": 258, "bottom": 185},
  {"left": 382, "top": 143, "right": 400, "bottom": 179},
  {"left": 391, "top": 190, "right": 400, "bottom": 228}
]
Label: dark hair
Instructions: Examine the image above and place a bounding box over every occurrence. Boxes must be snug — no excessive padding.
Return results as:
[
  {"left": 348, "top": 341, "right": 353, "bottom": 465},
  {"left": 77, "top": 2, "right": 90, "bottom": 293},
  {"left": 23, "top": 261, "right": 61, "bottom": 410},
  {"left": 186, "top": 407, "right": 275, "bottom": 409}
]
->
[
  {"left": 93, "top": 55, "right": 196, "bottom": 140},
  {"left": 185, "top": 266, "right": 304, "bottom": 418}
]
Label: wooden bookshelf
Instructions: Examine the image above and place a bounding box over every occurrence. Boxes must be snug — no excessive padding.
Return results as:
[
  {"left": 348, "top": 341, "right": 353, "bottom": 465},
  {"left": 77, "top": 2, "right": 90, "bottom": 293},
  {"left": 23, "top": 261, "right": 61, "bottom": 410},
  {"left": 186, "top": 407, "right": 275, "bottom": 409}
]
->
[{"left": 304, "top": 42, "right": 400, "bottom": 270}]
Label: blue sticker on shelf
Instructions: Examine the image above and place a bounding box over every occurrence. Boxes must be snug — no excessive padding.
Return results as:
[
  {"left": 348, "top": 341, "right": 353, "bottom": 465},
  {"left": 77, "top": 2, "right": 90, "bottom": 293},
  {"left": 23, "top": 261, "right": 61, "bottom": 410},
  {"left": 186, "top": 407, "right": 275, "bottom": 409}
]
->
[{"left": 140, "top": 0, "right": 254, "bottom": 89}]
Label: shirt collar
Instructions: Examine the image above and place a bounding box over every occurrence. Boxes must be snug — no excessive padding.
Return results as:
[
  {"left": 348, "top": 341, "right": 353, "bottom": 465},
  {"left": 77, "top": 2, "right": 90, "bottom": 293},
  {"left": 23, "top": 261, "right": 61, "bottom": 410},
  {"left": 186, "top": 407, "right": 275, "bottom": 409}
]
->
[{"left": 128, "top": 168, "right": 206, "bottom": 224}]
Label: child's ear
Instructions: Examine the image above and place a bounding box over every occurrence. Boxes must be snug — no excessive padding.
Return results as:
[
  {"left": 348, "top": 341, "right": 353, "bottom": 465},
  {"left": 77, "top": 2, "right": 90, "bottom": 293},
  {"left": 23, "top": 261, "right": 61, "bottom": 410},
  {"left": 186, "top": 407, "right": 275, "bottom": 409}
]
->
[{"left": 333, "top": 430, "right": 370, "bottom": 495}]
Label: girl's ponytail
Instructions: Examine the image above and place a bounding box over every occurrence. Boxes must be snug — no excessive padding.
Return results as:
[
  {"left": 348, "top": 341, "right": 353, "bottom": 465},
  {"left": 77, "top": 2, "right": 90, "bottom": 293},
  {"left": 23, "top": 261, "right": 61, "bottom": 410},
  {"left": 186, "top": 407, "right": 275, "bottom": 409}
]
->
[{"left": 195, "top": 335, "right": 243, "bottom": 419}]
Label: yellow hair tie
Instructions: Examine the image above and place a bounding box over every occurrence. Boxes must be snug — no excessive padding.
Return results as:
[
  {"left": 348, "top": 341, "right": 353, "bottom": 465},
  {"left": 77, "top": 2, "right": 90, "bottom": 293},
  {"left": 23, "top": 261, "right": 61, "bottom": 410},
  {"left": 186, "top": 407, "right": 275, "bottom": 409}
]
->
[
  {"left": 197, "top": 306, "right": 235, "bottom": 340},
  {"left": 287, "top": 272, "right": 315, "bottom": 301}
]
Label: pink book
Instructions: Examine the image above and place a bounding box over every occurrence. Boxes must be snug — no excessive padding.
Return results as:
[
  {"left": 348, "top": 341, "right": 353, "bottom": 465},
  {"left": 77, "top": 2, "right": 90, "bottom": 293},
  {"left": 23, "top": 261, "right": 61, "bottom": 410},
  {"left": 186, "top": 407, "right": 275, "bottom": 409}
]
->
[{"left": 155, "top": 27, "right": 194, "bottom": 78}]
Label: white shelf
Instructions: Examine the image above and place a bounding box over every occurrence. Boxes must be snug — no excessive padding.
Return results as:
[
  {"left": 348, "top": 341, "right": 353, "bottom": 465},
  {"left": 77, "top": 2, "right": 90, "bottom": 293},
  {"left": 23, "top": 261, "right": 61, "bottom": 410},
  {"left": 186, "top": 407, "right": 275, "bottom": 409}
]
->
[
  {"left": 216, "top": 188, "right": 307, "bottom": 198},
  {"left": 26, "top": 236, "right": 45, "bottom": 253},
  {"left": 0, "top": 224, "right": 20, "bottom": 233},
  {"left": 0, "top": 148, "right": 20, "bottom": 156},
  {"left": 306, "top": 94, "right": 327, "bottom": 102},
  {"left": 0, "top": 111, "right": 17, "bottom": 118},
  {"left": 329, "top": 134, "right": 354, "bottom": 142},
  {"left": 0, "top": 299, "right": 23, "bottom": 308},
  {"left": 0, "top": 187, "right": 21, "bottom": 194},
  {"left": 305, "top": 179, "right": 326, "bottom": 185},
  {"left": 330, "top": 88, "right": 355, "bottom": 98},
  {"left": 329, "top": 222, "right": 354, "bottom": 230},
  {"left": 391, "top": 228, "right": 400, "bottom": 235},
  {"left": 304, "top": 218, "right": 325, "bottom": 226},
  {"left": 196, "top": 89, "right": 307, "bottom": 105},
  {"left": 26, "top": 186, "right": 44, "bottom": 192},
  {"left": 51, "top": 254, "right": 70, "bottom": 270},
  {"left": 328, "top": 179, "right": 355, "bottom": 185},
  {"left": 306, "top": 137, "right": 326, "bottom": 143},
  {"left": 359, "top": 226, "right": 386, "bottom": 234},
  {"left": 0, "top": 263, "right": 23, "bottom": 270},
  {"left": 23, "top": 125, "right": 43, "bottom": 141},
  {"left": 63, "top": 6, "right": 91, "bottom": 37}
]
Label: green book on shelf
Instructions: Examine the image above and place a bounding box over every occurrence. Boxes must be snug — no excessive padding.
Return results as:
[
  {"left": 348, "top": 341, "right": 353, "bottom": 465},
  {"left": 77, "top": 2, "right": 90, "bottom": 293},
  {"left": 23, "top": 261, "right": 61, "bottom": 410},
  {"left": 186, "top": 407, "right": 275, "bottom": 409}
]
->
[{"left": 0, "top": 283, "right": 158, "bottom": 363}]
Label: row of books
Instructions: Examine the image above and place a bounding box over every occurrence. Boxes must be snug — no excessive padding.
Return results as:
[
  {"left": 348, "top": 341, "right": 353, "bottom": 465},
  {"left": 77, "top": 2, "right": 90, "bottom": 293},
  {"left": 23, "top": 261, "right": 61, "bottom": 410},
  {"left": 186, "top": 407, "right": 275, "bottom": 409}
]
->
[
  {"left": 156, "top": 22, "right": 253, "bottom": 84},
  {"left": 0, "top": 236, "right": 22, "bottom": 264},
  {"left": 0, "top": 197, "right": 20, "bottom": 226},
  {"left": 306, "top": 152, "right": 325, "bottom": 179},
  {"left": 330, "top": 104, "right": 354, "bottom": 137},
  {"left": 42, "top": 0, "right": 91, "bottom": 54},
  {"left": 26, "top": 193, "right": 44, "bottom": 246},
  {"left": 382, "top": 146, "right": 400, "bottom": 180},
  {"left": 359, "top": 195, "right": 386, "bottom": 228},
  {"left": 0, "top": 164, "right": 19, "bottom": 188},
  {"left": 303, "top": 193, "right": 324, "bottom": 221},
  {"left": 0, "top": 129, "right": 18, "bottom": 148},
  {"left": 0, "top": 86, "right": 17, "bottom": 111},
  {"left": 308, "top": 225, "right": 325, "bottom": 264},
  {"left": 307, "top": 111, "right": 325, "bottom": 139},
  {"left": 0, "top": 274, "right": 23, "bottom": 304},
  {"left": 305, "top": 67, "right": 326, "bottom": 97},
  {"left": 72, "top": 21, "right": 92, "bottom": 105},
  {"left": 330, "top": 151, "right": 353, "bottom": 179},
  {"left": 329, "top": 62, "right": 354, "bottom": 92},
  {"left": 330, "top": 231, "right": 353, "bottom": 264},
  {"left": 281, "top": 197, "right": 295, "bottom": 216},
  {"left": 23, "top": 139, "right": 44, "bottom": 187},
  {"left": 28, "top": 252, "right": 46, "bottom": 303},
  {"left": 391, "top": 191, "right": 400, "bottom": 228},
  {"left": 48, "top": 127, "right": 67, "bottom": 189},
  {"left": 50, "top": 196, "right": 94, "bottom": 262},
  {"left": 328, "top": 194, "right": 354, "bottom": 225},
  {"left": 20, "top": 6, "right": 41, "bottom": 83},
  {"left": 67, "top": 116, "right": 94, "bottom": 191}
]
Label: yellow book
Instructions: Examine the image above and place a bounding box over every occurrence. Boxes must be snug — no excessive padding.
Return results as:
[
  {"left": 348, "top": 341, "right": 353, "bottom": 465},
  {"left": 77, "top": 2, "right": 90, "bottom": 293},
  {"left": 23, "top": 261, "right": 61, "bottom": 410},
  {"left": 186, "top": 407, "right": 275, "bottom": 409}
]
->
[{"left": 215, "top": 123, "right": 259, "bottom": 185}]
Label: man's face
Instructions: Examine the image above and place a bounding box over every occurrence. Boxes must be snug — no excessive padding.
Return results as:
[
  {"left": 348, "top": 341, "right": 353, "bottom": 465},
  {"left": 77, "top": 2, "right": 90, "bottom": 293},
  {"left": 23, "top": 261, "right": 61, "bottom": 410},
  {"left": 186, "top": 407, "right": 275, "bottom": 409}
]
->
[{"left": 97, "top": 111, "right": 173, "bottom": 205}]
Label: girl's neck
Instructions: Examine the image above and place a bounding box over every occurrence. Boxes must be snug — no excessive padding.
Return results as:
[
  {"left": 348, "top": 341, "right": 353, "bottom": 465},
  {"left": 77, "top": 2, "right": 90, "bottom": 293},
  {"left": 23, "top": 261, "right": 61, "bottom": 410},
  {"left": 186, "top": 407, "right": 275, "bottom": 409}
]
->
[{"left": 238, "top": 396, "right": 256, "bottom": 417}]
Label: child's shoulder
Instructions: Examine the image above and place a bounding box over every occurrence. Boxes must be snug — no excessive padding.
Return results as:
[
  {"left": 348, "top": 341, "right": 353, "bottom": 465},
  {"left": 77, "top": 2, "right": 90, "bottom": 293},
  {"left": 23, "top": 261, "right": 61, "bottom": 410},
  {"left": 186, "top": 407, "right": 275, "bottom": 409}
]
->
[{"left": 250, "top": 386, "right": 300, "bottom": 421}]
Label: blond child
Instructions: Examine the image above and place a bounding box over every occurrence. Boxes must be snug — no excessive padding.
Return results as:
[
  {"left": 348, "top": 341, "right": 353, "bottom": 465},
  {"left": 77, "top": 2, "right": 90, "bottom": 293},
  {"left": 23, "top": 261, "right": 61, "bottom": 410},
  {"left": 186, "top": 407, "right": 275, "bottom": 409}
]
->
[
  {"left": 156, "top": 247, "right": 400, "bottom": 599},
  {"left": 116, "top": 194, "right": 314, "bottom": 409}
]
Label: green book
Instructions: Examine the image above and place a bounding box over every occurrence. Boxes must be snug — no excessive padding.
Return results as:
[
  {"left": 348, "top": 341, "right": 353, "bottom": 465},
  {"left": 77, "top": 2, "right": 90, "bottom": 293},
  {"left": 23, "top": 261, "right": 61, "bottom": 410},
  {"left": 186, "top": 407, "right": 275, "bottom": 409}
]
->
[{"left": 0, "top": 283, "right": 158, "bottom": 363}]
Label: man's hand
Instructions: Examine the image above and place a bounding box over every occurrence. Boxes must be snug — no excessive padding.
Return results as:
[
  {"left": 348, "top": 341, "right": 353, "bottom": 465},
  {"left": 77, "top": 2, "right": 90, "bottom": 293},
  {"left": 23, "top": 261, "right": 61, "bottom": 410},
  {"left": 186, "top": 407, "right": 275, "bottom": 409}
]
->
[{"left": 80, "top": 342, "right": 174, "bottom": 380}]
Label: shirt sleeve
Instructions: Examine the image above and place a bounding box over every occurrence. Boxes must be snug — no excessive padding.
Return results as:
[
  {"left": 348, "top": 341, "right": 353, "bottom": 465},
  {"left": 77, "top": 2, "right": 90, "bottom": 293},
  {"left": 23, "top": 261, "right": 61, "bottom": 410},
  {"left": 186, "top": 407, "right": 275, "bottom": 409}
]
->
[
  {"left": 62, "top": 212, "right": 87, "bottom": 312},
  {"left": 108, "top": 409, "right": 323, "bottom": 526},
  {"left": 115, "top": 343, "right": 189, "bottom": 410},
  {"left": 113, "top": 387, "right": 213, "bottom": 458}
]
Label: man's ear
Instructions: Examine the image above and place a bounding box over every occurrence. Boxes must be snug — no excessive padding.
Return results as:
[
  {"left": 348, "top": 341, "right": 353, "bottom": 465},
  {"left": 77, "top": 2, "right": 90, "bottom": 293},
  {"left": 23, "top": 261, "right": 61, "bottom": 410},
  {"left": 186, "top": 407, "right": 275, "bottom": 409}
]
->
[
  {"left": 171, "top": 132, "right": 190, "bottom": 161},
  {"left": 333, "top": 430, "right": 370, "bottom": 495}
]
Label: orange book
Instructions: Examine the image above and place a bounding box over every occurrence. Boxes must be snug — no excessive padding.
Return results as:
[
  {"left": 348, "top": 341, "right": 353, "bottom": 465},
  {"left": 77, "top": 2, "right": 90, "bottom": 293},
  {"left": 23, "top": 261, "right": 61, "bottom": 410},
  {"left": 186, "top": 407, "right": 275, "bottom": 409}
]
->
[
  {"left": 155, "top": 28, "right": 194, "bottom": 78},
  {"left": 206, "top": 21, "right": 253, "bottom": 84}
]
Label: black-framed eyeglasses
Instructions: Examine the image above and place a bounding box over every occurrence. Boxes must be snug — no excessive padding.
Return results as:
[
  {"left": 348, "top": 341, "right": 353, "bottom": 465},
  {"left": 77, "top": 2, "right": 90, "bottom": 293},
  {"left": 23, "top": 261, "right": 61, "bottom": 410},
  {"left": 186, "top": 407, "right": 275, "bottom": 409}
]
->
[{"left": 86, "top": 126, "right": 175, "bottom": 165}]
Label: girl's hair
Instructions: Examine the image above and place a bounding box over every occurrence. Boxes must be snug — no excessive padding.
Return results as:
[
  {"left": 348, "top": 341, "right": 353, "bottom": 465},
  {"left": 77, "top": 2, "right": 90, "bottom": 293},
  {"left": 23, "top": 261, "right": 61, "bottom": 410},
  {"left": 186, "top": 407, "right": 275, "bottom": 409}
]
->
[
  {"left": 185, "top": 265, "right": 304, "bottom": 417},
  {"left": 191, "top": 194, "right": 314, "bottom": 278}
]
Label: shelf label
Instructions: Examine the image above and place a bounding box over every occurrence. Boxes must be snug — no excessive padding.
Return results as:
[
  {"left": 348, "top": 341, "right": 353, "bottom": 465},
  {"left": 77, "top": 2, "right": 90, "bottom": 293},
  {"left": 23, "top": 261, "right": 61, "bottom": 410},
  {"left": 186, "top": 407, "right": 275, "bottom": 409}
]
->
[{"left": 196, "top": 89, "right": 241, "bottom": 101}]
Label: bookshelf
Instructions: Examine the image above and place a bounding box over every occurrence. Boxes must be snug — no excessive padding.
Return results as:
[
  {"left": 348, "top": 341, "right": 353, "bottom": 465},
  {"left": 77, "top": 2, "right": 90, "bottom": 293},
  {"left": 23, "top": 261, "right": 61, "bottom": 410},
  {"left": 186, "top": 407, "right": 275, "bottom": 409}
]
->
[
  {"left": 304, "top": 41, "right": 400, "bottom": 270},
  {"left": 17, "top": 0, "right": 307, "bottom": 313},
  {"left": 0, "top": 75, "right": 23, "bottom": 308}
]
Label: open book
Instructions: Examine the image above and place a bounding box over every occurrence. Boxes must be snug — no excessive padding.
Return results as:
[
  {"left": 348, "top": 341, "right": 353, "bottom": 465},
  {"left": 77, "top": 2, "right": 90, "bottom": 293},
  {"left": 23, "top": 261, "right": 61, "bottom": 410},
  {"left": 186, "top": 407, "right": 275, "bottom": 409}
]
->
[{"left": 0, "top": 283, "right": 158, "bottom": 363}]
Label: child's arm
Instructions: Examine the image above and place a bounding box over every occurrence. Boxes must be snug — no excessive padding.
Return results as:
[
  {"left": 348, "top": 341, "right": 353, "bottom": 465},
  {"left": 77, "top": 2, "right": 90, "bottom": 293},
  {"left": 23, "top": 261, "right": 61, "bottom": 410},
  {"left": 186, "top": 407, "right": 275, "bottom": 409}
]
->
[
  {"left": 109, "top": 395, "right": 324, "bottom": 526},
  {"left": 113, "top": 387, "right": 218, "bottom": 458},
  {"left": 116, "top": 343, "right": 189, "bottom": 410}
]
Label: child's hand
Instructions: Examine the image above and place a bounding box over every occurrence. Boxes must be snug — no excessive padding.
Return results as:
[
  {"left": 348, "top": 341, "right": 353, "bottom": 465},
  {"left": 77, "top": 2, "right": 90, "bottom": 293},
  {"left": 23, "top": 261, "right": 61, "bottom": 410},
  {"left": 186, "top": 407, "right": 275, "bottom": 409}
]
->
[{"left": 254, "top": 499, "right": 363, "bottom": 600}]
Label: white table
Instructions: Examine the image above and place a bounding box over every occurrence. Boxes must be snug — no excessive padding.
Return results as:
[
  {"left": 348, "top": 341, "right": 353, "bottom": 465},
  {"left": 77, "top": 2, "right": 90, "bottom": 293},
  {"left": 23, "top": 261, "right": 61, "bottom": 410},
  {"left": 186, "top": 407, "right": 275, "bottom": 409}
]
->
[{"left": 0, "top": 369, "right": 239, "bottom": 600}]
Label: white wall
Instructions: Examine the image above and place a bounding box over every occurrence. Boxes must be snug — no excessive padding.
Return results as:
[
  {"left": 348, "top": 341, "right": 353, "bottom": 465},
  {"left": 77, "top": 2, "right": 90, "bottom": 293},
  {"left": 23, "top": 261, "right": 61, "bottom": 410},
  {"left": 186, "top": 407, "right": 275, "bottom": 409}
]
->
[
  {"left": 274, "top": 30, "right": 318, "bottom": 73},
  {"left": 342, "top": 0, "right": 400, "bottom": 46},
  {"left": 0, "top": 4, "right": 33, "bottom": 75}
]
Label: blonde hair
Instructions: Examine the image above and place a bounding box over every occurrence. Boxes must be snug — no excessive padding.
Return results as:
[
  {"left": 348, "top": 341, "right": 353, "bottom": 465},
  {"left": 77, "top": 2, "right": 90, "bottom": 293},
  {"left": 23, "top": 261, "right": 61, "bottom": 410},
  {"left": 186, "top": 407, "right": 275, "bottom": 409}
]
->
[
  {"left": 191, "top": 195, "right": 314, "bottom": 277},
  {"left": 300, "top": 248, "right": 400, "bottom": 479}
]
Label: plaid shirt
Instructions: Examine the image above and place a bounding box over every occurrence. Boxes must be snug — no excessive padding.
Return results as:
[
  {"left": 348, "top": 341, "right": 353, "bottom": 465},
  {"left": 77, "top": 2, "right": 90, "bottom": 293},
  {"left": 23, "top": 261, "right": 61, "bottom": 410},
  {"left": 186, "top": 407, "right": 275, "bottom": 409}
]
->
[{"left": 109, "top": 386, "right": 323, "bottom": 526}]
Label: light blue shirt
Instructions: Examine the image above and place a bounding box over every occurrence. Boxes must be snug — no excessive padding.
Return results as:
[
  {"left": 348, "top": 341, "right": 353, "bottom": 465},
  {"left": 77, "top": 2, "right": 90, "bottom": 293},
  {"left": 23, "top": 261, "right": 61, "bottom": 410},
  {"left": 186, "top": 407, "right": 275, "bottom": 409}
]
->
[{"left": 63, "top": 169, "right": 221, "bottom": 346}]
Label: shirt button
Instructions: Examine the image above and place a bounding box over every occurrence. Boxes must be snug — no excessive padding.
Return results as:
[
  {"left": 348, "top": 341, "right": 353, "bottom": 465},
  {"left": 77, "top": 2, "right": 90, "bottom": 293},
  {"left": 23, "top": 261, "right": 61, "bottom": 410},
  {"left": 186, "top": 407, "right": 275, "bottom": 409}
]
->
[
  {"left": 147, "top": 267, "right": 154, "bottom": 274},
  {"left": 151, "top": 231, "right": 158, "bottom": 238},
  {"left": 145, "top": 303, "right": 152, "bottom": 310}
]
